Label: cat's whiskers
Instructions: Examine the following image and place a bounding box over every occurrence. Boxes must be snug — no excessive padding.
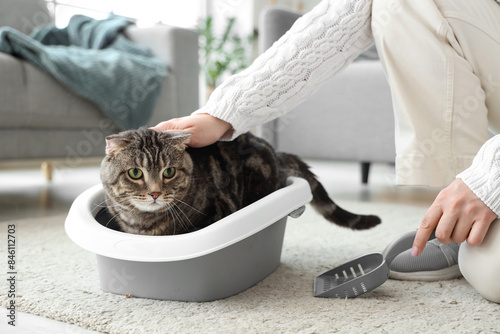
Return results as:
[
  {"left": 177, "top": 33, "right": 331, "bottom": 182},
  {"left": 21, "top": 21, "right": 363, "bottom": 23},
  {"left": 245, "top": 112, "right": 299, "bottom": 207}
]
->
[
  {"left": 165, "top": 202, "right": 196, "bottom": 234},
  {"left": 166, "top": 205, "right": 180, "bottom": 235},
  {"left": 106, "top": 210, "right": 123, "bottom": 228},
  {"left": 167, "top": 203, "right": 187, "bottom": 234},
  {"left": 171, "top": 205, "right": 193, "bottom": 232},
  {"left": 91, "top": 199, "right": 111, "bottom": 213},
  {"left": 96, "top": 197, "right": 124, "bottom": 208},
  {"left": 164, "top": 203, "right": 182, "bottom": 234},
  {"left": 174, "top": 198, "right": 207, "bottom": 217},
  {"left": 128, "top": 201, "right": 143, "bottom": 213},
  {"left": 160, "top": 195, "right": 191, "bottom": 231},
  {"left": 171, "top": 202, "right": 197, "bottom": 232},
  {"left": 105, "top": 202, "right": 135, "bottom": 228},
  {"left": 98, "top": 193, "right": 134, "bottom": 208}
]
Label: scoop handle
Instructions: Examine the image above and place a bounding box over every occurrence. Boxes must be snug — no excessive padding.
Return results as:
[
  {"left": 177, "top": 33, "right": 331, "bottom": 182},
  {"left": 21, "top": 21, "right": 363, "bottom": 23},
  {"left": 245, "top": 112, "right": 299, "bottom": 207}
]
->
[{"left": 382, "top": 230, "right": 436, "bottom": 266}]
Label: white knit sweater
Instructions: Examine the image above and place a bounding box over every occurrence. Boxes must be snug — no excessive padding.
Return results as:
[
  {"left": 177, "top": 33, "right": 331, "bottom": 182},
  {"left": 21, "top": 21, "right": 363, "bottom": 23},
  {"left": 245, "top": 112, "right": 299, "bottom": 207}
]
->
[
  {"left": 193, "top": 0, "right": 374, "bottom": 139},
  {"left": 194, "top": 0, "right": 500, "bottom": 216}
]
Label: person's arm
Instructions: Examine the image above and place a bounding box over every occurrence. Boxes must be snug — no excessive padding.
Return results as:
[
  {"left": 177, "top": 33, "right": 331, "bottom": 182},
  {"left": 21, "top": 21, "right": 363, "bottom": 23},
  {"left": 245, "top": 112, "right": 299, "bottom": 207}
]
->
[
  {"left": 153, "top": 0, "right": 374, "bottom": 146},
  {"left": 412, "top": 135, "right": 500, "bottom": 256}
]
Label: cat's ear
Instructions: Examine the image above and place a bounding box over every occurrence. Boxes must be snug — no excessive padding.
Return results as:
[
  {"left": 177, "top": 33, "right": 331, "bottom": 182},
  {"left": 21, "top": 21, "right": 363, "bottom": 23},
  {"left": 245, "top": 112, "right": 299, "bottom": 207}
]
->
[
  {"left": 160, "top": 131, "right": 192, "bottom": 150},
  {"left": 105, "top": 135, "right": 131, "bottom": 156}
]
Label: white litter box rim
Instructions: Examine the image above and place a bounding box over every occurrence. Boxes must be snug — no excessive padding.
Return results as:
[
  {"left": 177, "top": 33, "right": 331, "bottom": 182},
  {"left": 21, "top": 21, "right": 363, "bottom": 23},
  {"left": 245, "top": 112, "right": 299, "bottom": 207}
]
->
[{"left": 65, "top": 177, "right": 312, "bottom": 263}]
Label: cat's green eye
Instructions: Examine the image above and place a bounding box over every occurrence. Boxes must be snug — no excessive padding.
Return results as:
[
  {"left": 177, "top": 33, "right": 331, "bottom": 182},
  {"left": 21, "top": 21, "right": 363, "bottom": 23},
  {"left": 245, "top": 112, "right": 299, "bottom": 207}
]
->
[
  {"left": 163, "top": 167, "right": 176, "bottom": 179},
  {"left": 128, "top": 168, "right": 143, "bottom": 179}
]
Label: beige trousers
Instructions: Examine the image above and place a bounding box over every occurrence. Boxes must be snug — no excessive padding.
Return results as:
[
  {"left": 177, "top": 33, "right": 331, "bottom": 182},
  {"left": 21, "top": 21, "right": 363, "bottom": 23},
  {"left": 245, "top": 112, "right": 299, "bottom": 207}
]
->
[
  {"left": 459, "top": 219, "right": 500, "bottom": 303},
  {"left": 373, "top": 0, "right": 500, "bottom": 303},
  {"left": 372, "top": 0, "right": 500, "bottom": 187}
]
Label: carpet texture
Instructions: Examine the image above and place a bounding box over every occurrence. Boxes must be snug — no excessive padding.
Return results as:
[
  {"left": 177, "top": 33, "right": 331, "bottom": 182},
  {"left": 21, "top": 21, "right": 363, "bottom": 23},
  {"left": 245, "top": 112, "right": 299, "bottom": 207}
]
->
[{"left": 1, "top": 200, "right": 499, "bottom": 334}]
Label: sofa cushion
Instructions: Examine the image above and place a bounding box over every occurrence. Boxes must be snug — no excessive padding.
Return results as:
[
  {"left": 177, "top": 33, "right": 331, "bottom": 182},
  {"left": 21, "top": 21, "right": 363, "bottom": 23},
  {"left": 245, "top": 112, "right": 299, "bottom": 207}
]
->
[
  {"left": 1, "top": 128, "right": 118, "bottom": 160},
  {"left": 0, "top": 52, "right": 115, "bottom": 130}
]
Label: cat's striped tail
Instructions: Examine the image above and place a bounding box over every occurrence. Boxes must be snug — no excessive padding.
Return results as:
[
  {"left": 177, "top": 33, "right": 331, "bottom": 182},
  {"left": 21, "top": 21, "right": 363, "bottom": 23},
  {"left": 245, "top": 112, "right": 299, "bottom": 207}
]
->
[{"left": 277, "top": 152, "right": 381, "bottom": 230}]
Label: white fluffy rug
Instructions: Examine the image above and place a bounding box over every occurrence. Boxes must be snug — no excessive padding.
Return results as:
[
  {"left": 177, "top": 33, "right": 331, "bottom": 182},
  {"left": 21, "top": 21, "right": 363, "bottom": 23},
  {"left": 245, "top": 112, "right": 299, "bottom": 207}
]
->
[{"left": 1, "top": 199, "right": 499, "bottom": 334}]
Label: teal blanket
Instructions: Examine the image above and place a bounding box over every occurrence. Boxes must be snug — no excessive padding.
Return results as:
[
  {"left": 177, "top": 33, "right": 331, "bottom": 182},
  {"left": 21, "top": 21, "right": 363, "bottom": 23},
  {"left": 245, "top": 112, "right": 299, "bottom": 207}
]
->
[{"left": 0, "top": 15, "right": 167, "bottom": 130}]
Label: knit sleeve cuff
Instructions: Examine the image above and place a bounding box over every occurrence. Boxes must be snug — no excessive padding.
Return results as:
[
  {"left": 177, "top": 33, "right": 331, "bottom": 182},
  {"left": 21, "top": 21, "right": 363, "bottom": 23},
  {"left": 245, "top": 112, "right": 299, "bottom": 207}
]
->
[
  {"left": 456, "top": 135, "right": 500, "bottom": 217},
  {"left": 191, "top": 103, "right": 251, "bottom": 141}
]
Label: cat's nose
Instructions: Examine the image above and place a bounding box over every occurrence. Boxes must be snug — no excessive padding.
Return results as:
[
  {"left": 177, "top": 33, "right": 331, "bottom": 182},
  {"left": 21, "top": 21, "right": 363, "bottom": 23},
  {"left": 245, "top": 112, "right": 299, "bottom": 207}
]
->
[{"left": 149, "top": 192, "right": 161, "bottom": 200}]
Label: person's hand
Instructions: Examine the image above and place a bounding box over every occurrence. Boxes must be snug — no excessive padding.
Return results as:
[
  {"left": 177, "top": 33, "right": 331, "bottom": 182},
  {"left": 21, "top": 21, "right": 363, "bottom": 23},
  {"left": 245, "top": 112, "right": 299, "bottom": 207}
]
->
[
  {"left": 412, "top": 178, "right": 497, "bottom": 256},
  {"left": 151, "top": 114, "right": 232, "bottom": 148}
]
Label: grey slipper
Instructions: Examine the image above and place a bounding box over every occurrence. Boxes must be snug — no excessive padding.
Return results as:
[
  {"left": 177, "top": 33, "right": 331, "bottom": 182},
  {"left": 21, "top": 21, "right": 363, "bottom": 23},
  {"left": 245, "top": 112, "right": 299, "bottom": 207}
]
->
[{"left": 389, "top": 239, "right": 462, "bottom": 281}]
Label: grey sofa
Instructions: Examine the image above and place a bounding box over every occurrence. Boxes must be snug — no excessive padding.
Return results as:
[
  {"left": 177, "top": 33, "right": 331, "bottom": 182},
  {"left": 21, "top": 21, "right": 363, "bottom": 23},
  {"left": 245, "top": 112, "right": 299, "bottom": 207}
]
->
[
  {"left": 0, "top": 0, "right": 199, "bottom": 179},
  {"left": 257, "top": 6, "right": 395, "bottom": 183}
]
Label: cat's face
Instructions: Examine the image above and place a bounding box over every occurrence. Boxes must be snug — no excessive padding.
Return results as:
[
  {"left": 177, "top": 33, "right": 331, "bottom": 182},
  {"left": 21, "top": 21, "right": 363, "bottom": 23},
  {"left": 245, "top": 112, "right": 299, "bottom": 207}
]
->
[{"left": 100, "top": 128, "right": 193, "bottom": 214}]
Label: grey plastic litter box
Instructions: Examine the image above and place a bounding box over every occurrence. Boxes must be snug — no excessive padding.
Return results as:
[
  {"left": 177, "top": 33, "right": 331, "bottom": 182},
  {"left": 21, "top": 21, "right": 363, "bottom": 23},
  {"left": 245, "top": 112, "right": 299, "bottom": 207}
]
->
[{"left": 65, "top": 177, "right": 312, "bottom": 302}]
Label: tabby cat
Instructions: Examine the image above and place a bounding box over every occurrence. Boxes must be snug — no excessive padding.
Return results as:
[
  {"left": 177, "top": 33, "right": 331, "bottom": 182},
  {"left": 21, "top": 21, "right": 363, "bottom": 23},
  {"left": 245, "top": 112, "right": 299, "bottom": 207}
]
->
[{"left": 99, "top": 127, "right": 380, "bottom": 235}]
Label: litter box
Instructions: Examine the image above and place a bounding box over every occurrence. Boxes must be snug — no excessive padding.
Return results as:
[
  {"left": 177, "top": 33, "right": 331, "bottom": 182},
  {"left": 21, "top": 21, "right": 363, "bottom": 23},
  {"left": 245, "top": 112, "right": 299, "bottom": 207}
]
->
[{"left": 65, "top": 177, "right": 312, "bottom": 302}]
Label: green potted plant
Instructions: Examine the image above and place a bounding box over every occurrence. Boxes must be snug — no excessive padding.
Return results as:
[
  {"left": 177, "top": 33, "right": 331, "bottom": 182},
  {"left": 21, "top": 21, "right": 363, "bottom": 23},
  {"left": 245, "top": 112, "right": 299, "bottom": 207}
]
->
[{"left": 197, "top": 16, "right": 256, "bottom": 98}]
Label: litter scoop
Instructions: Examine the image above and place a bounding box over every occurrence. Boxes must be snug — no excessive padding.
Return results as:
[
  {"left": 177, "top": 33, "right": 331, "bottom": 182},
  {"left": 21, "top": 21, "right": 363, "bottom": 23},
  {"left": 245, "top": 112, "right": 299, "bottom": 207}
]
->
[{"left": 314, "top": 230, "right": 436, "bottom": 298}]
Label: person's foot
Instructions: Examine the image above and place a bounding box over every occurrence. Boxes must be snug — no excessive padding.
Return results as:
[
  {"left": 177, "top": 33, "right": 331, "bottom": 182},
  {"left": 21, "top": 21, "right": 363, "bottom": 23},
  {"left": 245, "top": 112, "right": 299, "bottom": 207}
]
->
[{"left": 389, "top": 239, "right": 462, "bottom": 281}]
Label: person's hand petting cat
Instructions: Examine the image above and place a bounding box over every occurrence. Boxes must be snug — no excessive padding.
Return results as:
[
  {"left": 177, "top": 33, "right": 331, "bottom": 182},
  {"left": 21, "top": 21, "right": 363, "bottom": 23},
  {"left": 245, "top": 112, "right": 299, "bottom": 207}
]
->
[
  {"left": 412, "top": 178, "right": 497, "bottom": 256},
  {"left": 151, "top": 114, "right": 232, "bottom": 148}
]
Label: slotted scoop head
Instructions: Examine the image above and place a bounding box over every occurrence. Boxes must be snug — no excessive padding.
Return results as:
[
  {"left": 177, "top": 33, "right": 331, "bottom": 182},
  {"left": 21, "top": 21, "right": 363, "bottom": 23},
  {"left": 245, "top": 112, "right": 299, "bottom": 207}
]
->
[
  {"left": 314, "top": 230, "right": 431, "bottom": 298},
  {"left": 314, "top": 253, "right": 389, "bottom": 298}
]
